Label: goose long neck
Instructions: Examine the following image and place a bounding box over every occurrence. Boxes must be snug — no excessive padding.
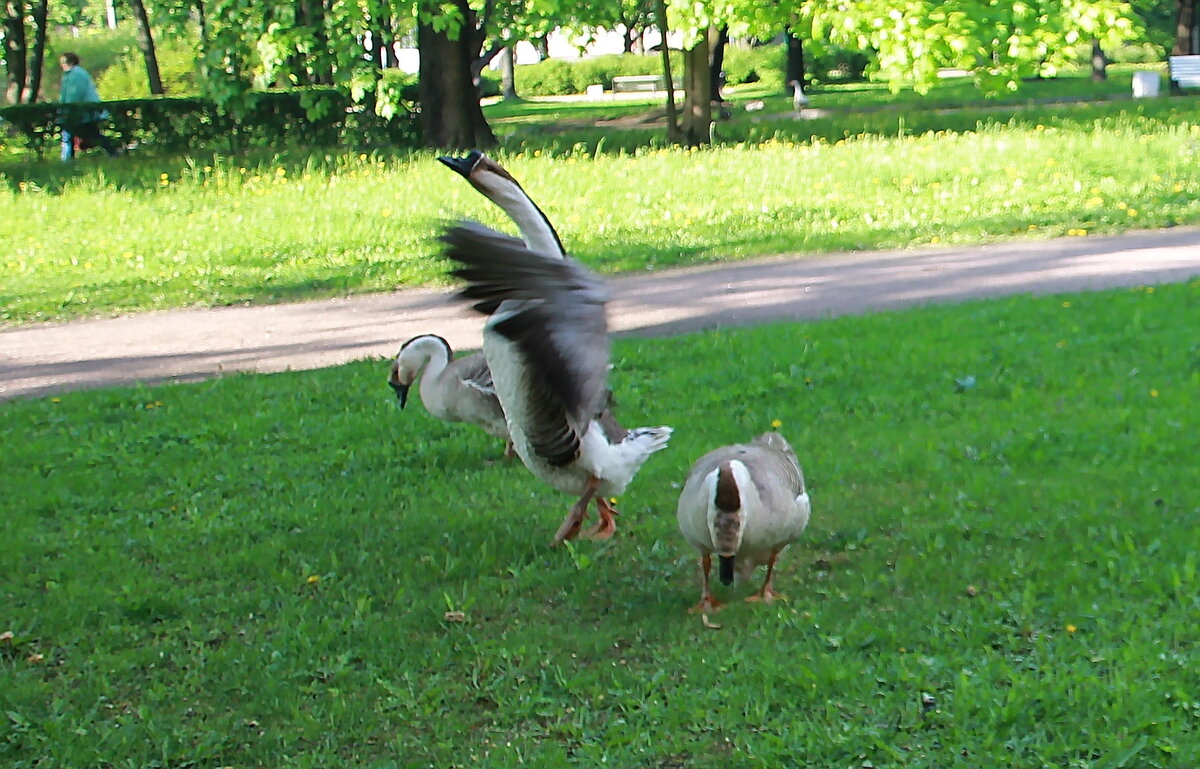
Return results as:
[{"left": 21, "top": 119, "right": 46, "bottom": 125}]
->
[
  {"left": 487, "top": 182, "right": 565, "bottom": 258},
  {"left": 409, "top": 336, "right": 451, "bottom": 388}
]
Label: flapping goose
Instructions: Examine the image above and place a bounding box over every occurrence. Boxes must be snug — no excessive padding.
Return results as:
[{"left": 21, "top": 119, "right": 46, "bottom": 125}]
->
[
  {"left": 441, "top": 222, "right": 672, "bottom": 545},
  {"left": 676, "top": 432, "right": 811, "bottom": 618},
  {"left": 388, "top": 333, "right": 513, "bottom": 458}
]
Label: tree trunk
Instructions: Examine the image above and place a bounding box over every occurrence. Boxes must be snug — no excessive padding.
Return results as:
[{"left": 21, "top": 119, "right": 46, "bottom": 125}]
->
[
  {"left": 708, "top": 25, "right": 728, "bottom": 103},
  {"left": 295, "top": 0, "right": 333, "bottom": 85},
  {"left": 417, "top": 1, "right": 496, "bottom": 149},
  {"left": 653, "top": 0, "right": 678, "bottom": 142},
  {"left": 501, "top": 45, "right": 518, "bottom": 100},
  {"left": 1090, "top": 39, "right": 1108, "bottom": 81},
  {"left": 21, "top": 0, "right": 47, "bottom": 102},
  {"left": 3, "top": 0, "right": 27, "bottom": 104},
  {"left": 128, "top": 0, "right": 164, "bottom": 94},
  {"left": 785, "top": 27, "right": 806, "bottom": 88},
  {"left": 681, "top": 28, "right": 714, "bottom": 146},
  {"left": 1175, "top": 0, "right": 1197, "bottom": 54},
  {"left": 193, "top": 0, "right": 209, "bottom": 82}
]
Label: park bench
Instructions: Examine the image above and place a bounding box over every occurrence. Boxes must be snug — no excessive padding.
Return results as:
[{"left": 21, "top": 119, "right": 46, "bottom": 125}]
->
[
  {"left": 1168, "top": 55, "right": 1200, "bottom": 94},
  {"left": 612, "top": 75, "right": 673, "bottom": 92}
]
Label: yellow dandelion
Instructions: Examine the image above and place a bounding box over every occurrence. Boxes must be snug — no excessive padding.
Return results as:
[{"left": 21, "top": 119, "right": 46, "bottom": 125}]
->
[
  {"left": 1062, "top": 301, "right": 1071, "bottom": 308},
  {"left": 160, "top": 173, "right": 169, "bottom": 180},
  {"left": 1028, "top": 224, "right": 1038, "bottom": 231},
  {"left": 1173, "top": 183, "right": 1184, "bottom": 193},
  {"left": 1066, "top": 624, "right": 1077, "bottom": 634},
  {"left": 51, "top": 397, "right": 61, "bottom": 403},
  {"left": 1085, "top": 196, "right": 1103, "bottom": 207},
  {"left": 609, "top": 497, "right": 618, "bottom": 505},
  {"left": 306, "top": 575, "right": 320, "bottom": 584},
  {"left": 1126, "top": 208, "right": 1138, "bottom": 218},
  {"left": 1116, "top": 201, "right": 1127, "bottom": 210},
  {"left": 1150, "top": 389, "right": 1159, "bottom": 398},
  {"left": 1146, "top": 286, "right": 1155, "bottom": 294},
  {"left": 771, "top": 418, "right": 783, "bottom": 429},
  {"left": 276, "top": 167, "right": 287, "bottom": 176}
]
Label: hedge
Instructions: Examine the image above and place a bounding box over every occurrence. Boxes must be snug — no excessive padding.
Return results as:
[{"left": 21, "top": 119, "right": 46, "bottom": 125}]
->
[{"left": 0, "top": 88, "right": 420, "bottom": 157}]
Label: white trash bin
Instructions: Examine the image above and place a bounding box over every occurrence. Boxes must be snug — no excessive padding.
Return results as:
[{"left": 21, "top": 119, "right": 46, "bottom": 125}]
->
[{"left": 1132, "top": 70, "right": 1160, "bottom": 98}]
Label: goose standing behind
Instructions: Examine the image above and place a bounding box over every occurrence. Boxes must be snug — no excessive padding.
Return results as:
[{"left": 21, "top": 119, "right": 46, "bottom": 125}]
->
[
  {"left": 789, "top": 80, "right": 809, "bottom": 112},
  {"left": 388, "top": 333, "right": 513, "bottom": 458},
  {"left": 441, "top": 222, "right": 672, "bottom": 545},
  {"left": 677, "top": 432, "right": 811, "bottom": 619}
]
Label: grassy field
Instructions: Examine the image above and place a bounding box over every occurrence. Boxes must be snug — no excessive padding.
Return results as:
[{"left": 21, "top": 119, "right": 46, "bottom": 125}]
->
[
  {"left": 3, "top": 280, "right": 1200, "bottom": 767},
  {"left": 3, "top": 95, "right": 1200, "bottom": 327}
]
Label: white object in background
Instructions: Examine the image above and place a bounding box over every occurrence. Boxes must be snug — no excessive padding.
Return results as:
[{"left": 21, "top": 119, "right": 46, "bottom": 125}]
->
[
  {"left": 586, "top": 84, "right": 605, "bottom": 98},
  {"left": 1132, "top": 70, "right": 1160, "bottom": 98}
]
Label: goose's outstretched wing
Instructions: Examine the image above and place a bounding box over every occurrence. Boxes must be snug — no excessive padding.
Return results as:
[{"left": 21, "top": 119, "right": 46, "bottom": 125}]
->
[{"left": 441, "top": 222, "right": 611, "bottom": 453}]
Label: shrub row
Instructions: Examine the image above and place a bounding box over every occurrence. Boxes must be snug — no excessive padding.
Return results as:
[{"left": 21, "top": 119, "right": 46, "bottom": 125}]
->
[
  {"left": 0, "top": 88, "right": 419, "bottom": 156},
  {"left": 501, "top": 44, "right": 874, "bottom": 98}
]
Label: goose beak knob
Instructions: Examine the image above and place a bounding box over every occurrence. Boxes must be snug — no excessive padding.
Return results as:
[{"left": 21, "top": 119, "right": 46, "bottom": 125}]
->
[
  {"left": 437, "top": 150, "right": 484, "bottom": 178},
  {"left": 390, "top": 381, "right": 410, "bottom": 409}
]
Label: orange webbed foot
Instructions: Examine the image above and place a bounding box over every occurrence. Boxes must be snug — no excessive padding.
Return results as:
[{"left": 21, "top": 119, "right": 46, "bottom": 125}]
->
[{"left": 582, "top": 498, "right": 618, "bottom": 540}]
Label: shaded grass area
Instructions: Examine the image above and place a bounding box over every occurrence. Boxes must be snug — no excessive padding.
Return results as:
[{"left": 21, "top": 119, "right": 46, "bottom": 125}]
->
[
  {"left": 3, "top": 281, "right": 1200, "bottom": 766},
  {"left": 3, "top": 96, "right": 1200, "bottom": 327}
]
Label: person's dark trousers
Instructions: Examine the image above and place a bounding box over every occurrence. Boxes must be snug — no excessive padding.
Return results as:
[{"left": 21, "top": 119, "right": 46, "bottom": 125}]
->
[{"left": 61, "top": 121, "right": 119, "bottom": 160}]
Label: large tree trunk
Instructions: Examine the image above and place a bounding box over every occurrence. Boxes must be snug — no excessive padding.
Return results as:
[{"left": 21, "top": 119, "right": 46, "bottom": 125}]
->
[
  {"left": 128, "top": 0, "right": 164, "bottom": 94},
  {"left": 500, "top": 46, "right": 518, "bottom": 100},
  {"left": 785, "top": 27, "right": 806, "bottom": 88},
  {"left": 1090, "top": 39, "right": 1108, "bottom": 81},
  {"left": 3, "top": 0, "right": 27, "bottom": 104},
  {"left": 1175, "top": 0, "right": 1197, "bottom": 54},
  {"left": 653, "top": 0, "right": 678, "bottom": 142},
  {"left": 21, "top": 0, "right": 47, "bottom": 102},
  {"left": 681, "top": 28, "right": 714, "bottom": 146},
  {"left": 417, "top": 0, "right": 495, "bottom": 149},
  {"left": 708, "top": 25, "right": 728, "bottom": 103}
]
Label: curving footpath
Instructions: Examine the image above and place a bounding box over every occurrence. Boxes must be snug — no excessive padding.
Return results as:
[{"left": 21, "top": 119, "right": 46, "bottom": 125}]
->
[{"left": 2, "top": 226, "right": 1199, "bottom": 402}]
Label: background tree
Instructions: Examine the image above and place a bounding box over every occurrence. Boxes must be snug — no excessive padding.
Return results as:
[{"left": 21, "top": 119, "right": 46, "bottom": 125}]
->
[
  {"left": 3, "top": 0, "right": 50, "bottom": 104},
  {"left": 127, "top": 0, "right": 163, "bottom": 93}
]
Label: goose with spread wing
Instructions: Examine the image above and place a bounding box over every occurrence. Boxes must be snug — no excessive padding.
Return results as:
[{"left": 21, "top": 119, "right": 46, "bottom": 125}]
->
[
  {"left": 387, "top": 333, "right": 513, "bottom": 458},
  {"left": 440, "top": 221, "right": 672, "bottom": 545}
]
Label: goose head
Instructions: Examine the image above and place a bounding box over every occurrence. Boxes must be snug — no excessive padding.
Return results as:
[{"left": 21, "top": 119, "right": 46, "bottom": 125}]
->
[
  {"left": 437, "top": 150, "right": 565, "bottom": 258},
  {"left": 388, "top": 334, "right": 452, "bottom": 409}
]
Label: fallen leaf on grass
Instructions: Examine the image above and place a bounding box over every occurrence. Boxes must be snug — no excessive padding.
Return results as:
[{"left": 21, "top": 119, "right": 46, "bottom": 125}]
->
[{"left": 443, "top": 611, "right": 466, "bottom": 623}]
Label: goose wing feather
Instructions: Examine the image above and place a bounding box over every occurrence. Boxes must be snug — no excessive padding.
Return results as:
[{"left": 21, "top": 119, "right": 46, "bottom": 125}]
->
[{"left": 441, "top": 222, "right": 611, "bottom": 459}]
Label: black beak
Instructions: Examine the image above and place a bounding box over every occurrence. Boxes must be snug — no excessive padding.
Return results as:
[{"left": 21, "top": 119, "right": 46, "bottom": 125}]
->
[
  {"left": 437, "top": 150, "right": 484, "bottom": 178},
  {"left": 390, "top": 381, "right": 410, "bottom": 409},
  {"left": 718, "top": 555, "right": 735, "bottom": 586}
]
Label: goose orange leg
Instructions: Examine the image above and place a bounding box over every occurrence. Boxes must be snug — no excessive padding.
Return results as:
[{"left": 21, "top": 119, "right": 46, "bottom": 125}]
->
[
  {"left": 582, "top": 496, "right": 619, "bottom": 540},
  {"left": 745, "top": 550, "right": 785, "bottom": 604},
  {"left": 688, "top": 554, "right": 723, "bottom": 617},
  {"left": 552, "top": 475, "right": 601, "bottom": 546}
]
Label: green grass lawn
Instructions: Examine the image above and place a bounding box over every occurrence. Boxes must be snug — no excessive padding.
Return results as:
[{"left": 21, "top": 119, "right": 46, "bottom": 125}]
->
[
  {"left": 3, "top": 96, "right": 1200, "bottom": 327},
  {"left": 3, "top": 281, "right": 1199, "bottom": 767}
]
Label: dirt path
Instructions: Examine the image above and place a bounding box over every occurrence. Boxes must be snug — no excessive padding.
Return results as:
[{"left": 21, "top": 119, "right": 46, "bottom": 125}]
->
[{"left": 2, "top": 227, "right": 1199, "bottom": 402}]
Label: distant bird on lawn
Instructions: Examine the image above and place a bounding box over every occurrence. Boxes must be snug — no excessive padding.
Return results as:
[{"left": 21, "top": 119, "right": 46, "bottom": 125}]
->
[
  {"left": 789, "top": 80, "right": 809, "bottom": 112},
  {"left": 388, "top": 333, "right": 513, "bottom": 459},
  {"left": 676, "top": 432, "right": 811, "bottom": 625},
  {"left": 440, "top": 220, "right": 672, "bottom": 545}
]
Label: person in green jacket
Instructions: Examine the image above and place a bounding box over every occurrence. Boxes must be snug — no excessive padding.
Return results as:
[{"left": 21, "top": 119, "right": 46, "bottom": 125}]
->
[{"left": 59, "top": 52, "right": 118, "bottom": 161}]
